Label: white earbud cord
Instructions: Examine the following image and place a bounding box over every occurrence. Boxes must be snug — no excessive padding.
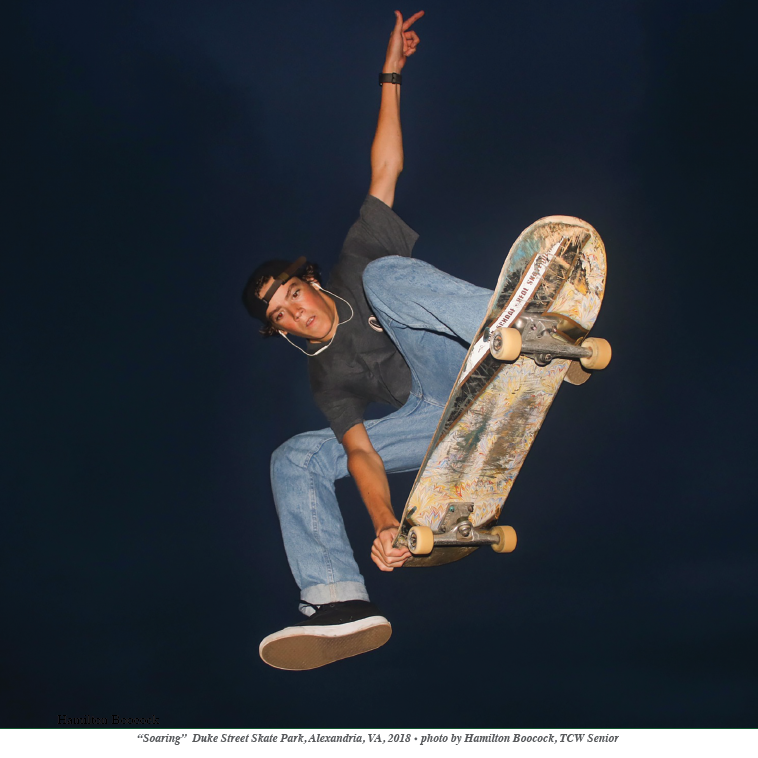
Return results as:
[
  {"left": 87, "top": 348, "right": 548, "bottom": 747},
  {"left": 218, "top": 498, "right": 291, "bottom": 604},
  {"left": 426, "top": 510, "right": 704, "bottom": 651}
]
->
[{"left": 279, "top": 286, "right": 354, "bottom": 357}]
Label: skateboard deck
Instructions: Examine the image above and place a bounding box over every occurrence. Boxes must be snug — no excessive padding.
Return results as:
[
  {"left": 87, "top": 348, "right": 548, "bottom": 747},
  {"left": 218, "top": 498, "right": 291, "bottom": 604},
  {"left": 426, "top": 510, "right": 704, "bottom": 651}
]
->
[{"left": 394, "top": 216, "right": 608, "bottom": 566}]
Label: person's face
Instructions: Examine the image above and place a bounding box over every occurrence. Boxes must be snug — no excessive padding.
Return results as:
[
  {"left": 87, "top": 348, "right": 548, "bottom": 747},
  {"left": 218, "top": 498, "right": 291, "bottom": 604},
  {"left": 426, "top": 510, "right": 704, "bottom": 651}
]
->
[{"left": 264, "top": 277, "right": 338, "bottom": 342}]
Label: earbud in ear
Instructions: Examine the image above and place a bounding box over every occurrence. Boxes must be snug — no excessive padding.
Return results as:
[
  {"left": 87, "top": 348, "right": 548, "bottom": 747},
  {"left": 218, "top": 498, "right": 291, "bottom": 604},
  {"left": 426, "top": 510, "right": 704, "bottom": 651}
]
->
[{"left": 312, "top": 282, "right": 321, "bottom": 290}]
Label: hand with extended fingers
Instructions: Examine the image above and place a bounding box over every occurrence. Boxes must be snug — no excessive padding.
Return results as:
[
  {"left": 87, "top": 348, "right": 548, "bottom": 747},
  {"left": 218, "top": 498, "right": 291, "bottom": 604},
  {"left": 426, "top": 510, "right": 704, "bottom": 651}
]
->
[{"left": 384, "top": 10, "right": 424, "bottom": 73}]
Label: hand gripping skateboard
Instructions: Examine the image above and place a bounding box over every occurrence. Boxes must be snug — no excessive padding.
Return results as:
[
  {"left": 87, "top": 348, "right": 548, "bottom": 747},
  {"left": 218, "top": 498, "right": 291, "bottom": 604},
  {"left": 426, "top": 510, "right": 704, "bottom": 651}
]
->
[{"left": 393, "top": 216, "right": 611, "bottom": 567}]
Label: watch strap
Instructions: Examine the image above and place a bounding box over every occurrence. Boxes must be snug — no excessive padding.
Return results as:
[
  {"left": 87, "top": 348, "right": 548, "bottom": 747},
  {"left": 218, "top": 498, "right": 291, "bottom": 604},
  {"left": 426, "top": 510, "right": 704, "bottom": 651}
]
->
[{"left": 378, "top": 72, "right": 402, "bottom": 86}]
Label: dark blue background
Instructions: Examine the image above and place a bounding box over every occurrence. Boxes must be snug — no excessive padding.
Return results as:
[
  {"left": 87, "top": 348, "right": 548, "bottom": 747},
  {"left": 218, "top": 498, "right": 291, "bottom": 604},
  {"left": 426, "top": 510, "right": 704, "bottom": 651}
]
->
[{"left": 5, "top": 0, "right": 756, "bottom": 728}]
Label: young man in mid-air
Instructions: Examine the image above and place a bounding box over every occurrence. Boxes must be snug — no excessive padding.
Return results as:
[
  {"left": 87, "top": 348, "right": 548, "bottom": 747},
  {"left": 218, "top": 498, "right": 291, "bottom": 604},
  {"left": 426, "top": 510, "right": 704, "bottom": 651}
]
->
[{"left": 243, "top": 10, "right": 493, "bottom": 670}]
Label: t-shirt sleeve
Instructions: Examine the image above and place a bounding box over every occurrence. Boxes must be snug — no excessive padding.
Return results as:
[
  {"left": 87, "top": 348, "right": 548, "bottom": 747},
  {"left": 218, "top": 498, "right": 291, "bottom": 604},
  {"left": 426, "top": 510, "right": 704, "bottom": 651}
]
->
[
  {"left": 341, "top": 194, "right": 419, "bottom": 262},
  {"left": 312, "top": 385, "right": 367, "bottom": 444},
  {"left": 309, "top": 361, "right": 368, "bottom": 443}
]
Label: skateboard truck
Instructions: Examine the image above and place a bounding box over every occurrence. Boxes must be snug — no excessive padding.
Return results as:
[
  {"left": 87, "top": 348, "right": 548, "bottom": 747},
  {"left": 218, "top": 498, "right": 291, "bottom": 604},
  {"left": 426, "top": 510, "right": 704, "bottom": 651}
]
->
[
  {"left": 487, "top": 313, "right": 611, "bottom": 370},
  {"left": 407, "top": 502, "right": 517, "bottom": 555}
]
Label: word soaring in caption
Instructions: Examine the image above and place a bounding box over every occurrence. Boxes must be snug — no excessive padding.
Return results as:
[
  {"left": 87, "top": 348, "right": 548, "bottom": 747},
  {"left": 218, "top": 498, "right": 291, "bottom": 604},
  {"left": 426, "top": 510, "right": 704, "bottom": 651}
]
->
[{"left": 137, "top": 734, "right": 187, "bottom": 745}]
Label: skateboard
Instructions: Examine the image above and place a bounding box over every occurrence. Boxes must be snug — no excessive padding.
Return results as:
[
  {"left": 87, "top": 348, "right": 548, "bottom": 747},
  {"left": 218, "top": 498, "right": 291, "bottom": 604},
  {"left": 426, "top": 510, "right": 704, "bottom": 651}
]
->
[{"left": 393, "top": 216, "right": 611, "bottom": 567}]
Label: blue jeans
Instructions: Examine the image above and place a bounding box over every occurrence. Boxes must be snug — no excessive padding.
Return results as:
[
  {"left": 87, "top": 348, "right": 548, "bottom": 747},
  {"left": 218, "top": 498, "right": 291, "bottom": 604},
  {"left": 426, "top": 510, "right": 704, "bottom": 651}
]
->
[{"left": 270, "top": 257, "right": 493, "bottom": 613}]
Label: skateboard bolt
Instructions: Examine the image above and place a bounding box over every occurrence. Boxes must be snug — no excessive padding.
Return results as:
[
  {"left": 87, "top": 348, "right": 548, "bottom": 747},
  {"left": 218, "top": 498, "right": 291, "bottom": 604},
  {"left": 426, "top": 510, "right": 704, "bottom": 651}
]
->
[{"left": 458, "top": 522, "right": 472, "bottom": 537}]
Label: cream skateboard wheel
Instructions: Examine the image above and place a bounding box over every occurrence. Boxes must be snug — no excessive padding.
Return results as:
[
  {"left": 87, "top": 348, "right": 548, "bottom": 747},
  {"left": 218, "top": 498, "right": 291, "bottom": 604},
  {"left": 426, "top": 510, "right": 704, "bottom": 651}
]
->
[
  {"left": 491, "top": 525, "right": 517, "bottom": 553},
  {"left": 580, "top": 337, "right": 612, "bottom": 370},
  {"left": 408, "top": 525, "right": 434, "bottom": 555},
  {"left": 489, "top": 327, "right": 522, "bottom": 361}
]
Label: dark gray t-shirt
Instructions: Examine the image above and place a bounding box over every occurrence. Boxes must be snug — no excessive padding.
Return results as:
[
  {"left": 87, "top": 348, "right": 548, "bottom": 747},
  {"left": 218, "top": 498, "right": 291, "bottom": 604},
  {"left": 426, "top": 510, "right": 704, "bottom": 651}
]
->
[{"left": 307, "top": 195, "right": 418, "bottom": 442}]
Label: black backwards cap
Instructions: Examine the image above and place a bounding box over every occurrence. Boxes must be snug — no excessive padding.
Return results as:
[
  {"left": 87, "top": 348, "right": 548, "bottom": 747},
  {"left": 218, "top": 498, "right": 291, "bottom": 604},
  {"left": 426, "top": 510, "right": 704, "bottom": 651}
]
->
[{"left": 242, "top": 256, "right": 308, "bottom": 323}]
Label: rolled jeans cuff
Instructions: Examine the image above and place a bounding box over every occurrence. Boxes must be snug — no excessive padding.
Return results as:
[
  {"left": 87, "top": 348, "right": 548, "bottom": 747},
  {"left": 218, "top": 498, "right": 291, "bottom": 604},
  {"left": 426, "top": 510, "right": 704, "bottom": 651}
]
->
[{"left": 299, "top": 581, "right": 371, "bottom": 616}]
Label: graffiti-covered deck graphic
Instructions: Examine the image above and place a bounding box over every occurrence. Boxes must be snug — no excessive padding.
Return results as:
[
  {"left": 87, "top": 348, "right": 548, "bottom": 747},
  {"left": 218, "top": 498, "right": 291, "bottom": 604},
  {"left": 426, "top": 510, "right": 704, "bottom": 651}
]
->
[{"left": 394, "top": 216, "right": 610, "bottom": 566}]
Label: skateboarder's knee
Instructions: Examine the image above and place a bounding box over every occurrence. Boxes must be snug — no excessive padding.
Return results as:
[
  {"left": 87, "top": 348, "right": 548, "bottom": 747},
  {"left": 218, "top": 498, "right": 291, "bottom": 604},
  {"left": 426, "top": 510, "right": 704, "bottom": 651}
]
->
[
  {"left": 270, "top": 432, "right": 341, "bottom": 480},
  {"left": 363, "top": 256, "right": 409, "bottom": 294},
  {"left": 270, "top": 439, "right": 295, "bottom": 479},
  {"left": 270, "top": 435, "right": 312, "bottom": 475}
]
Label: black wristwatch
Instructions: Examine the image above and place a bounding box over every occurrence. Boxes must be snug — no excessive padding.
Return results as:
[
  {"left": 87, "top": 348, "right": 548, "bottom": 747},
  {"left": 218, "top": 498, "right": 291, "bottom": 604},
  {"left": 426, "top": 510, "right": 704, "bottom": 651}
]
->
[{"left": 378, "top": 72, "right": 402, "bottom": 86}]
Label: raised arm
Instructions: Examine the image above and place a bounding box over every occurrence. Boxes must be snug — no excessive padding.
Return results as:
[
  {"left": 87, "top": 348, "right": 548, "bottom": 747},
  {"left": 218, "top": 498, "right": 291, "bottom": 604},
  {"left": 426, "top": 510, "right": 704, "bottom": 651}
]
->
[{"left": 368, "top": 10, "right": 424, "bottom": 208}]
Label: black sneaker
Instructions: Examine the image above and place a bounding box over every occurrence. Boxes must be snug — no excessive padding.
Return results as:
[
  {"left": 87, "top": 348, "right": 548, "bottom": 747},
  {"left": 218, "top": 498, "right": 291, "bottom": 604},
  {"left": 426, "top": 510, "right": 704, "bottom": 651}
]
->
[{"left": 259, "top": 600, "right": 391, "bottom": 670}]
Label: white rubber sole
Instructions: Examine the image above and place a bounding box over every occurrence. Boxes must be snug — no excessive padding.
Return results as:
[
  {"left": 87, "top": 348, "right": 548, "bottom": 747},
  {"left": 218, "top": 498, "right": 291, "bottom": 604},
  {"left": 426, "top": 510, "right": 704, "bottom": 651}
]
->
[{"left": 259, "top": 616, "right": 392, "bottom": 671}]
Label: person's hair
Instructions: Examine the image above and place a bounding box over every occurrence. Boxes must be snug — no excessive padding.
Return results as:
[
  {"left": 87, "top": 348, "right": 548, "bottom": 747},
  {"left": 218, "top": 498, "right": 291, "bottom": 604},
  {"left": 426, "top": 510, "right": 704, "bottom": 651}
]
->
[{"left": 252, "top": 261, "right": 323, "bottom": 338}]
